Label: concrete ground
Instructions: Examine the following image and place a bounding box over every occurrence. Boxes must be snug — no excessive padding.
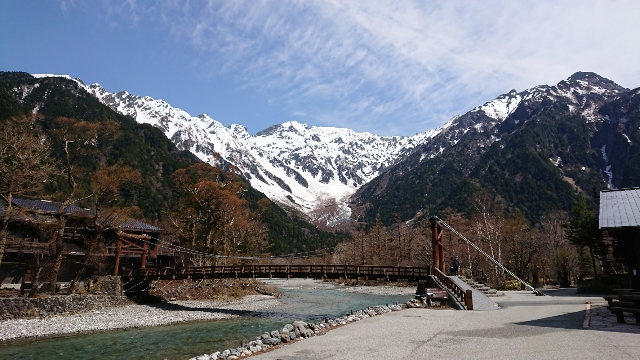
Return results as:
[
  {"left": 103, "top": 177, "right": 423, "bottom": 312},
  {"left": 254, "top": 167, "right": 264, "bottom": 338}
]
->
[{"left": 252, "top": 288, "right": 640, "bottom": 360}]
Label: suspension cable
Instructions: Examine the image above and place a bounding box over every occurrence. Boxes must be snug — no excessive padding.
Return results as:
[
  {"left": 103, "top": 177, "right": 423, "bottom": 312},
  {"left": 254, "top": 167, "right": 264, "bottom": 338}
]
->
[{"left": 433, "top": 216, "right": 541, "bottom": 294}]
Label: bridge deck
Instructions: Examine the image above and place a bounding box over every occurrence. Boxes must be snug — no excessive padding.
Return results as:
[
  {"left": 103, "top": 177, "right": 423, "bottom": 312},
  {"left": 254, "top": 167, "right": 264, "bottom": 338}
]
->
[{"left": 121, "top": 264, "right": 431, "bottom": 282}]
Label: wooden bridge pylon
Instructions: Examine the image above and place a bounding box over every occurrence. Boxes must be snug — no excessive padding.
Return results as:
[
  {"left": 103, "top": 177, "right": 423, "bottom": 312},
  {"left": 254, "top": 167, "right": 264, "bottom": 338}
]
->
[
  {"left": 114, "top": 232, "right": 152, "bottom": 276},
  {"left": 429, "top": 216, "right": 446, "bottom": 273}
]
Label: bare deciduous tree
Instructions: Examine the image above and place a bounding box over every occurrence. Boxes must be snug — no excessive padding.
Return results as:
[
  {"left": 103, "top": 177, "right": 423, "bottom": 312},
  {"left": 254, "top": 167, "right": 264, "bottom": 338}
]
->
[
  {"left": 45, "top": 117, "right": 119, "bottom": 292},
  {"left": 0, "top": 115, "right": 55, "bottom": 266},
  {"left": 470, "top": 190, "right": 505, "bottom": 278},
  {"left": 169, "top": 164, "right": 267, "bottom": 265}
]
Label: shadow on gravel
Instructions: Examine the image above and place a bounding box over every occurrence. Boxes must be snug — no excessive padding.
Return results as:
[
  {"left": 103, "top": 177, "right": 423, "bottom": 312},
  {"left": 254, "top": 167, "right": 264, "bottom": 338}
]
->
[
  {"left": 442, "top": 309, "right": 587, "bottom": 340},
  {"left": 134, "top": 297, "right": 333, "bottom": 321},
  {"left": 515, "top": 309, "right": 586, "bottom": 330},
  {"left": 140, "top": 301, "right": 255, "bottom": 317},
  {"left": 125, "top": 292, "right": 166, "bottom": 304},
  {"left": 540, "top": 288, "right": 607, "bottom": 298}
]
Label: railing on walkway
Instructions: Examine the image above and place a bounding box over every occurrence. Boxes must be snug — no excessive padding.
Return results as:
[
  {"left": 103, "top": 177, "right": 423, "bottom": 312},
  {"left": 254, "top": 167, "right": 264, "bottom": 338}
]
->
[
  {"left": 120, "top": 264, "right": 431, "bottom": 282},
  {"left": 431, "top": 266, "right": 473, "bottom": 310}
]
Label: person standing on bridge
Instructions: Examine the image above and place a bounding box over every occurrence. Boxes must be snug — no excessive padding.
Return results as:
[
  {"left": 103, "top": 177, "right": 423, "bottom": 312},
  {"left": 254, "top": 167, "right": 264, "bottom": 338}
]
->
[{"left": 453, "top": 256, "right": 460, "bottom": 276}]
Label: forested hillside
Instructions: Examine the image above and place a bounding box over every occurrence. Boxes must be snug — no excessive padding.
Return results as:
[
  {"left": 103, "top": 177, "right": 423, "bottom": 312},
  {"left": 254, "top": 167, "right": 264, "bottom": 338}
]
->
[
  {"left": 354, "top": 74, "right": 640, "bottom": 226},
  {"left": 0, "top": 72, "right": 348, "bottom": 255}
]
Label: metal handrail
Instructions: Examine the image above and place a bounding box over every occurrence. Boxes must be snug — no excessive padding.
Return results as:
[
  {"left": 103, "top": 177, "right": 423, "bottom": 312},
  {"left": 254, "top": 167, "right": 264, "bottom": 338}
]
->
[{"left": 433, "top": 216, "right": 542, "bottom": 295}]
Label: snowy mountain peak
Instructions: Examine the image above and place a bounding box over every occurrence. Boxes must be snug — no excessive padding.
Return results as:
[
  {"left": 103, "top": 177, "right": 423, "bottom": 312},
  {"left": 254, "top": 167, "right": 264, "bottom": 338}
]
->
[
  {"left": 474, "top": 89, "right": 522, "bottom": 122},
  {"left": 65, "top": 79, "right": 439, "bottom": 226},
  {"left": 30, "top": 72, "right": 627, "bottom": 226}
]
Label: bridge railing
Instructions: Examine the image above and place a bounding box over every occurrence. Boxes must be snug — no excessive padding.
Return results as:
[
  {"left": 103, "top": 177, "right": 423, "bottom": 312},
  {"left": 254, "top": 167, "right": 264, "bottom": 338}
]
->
[
  {"left": 121, "top": 264, "right": 431, "bottom": 279},
  {"left": 431, "top": 266, "right": 473, "bottom": 310}
]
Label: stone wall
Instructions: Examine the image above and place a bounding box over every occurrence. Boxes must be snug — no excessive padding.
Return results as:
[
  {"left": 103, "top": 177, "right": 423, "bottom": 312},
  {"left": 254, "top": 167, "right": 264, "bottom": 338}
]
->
[
  {"left": 84, "top": 276, "right": 124, "bottom": 296},
  {"left": 0, "top": 294, "right": 132, "bottom": 321}
]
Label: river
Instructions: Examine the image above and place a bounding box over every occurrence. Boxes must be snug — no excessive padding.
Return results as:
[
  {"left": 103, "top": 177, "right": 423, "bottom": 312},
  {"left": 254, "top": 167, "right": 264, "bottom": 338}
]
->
[{"left": 0, "top": 286, "right": 413, "bottom": 359}]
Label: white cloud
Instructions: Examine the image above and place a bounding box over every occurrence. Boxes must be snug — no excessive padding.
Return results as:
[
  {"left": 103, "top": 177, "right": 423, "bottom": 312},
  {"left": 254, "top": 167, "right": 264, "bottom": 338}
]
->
[{"left": 89, "top": 0, "right": 640, "bottom": 135}]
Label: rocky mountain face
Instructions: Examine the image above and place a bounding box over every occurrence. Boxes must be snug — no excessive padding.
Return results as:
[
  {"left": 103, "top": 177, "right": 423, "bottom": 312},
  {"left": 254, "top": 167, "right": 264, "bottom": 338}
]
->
[
  {"left": 354, "top": 72, "right": 637, "bottom": 225},
  {"left": 1, "top": 72, "right": 351, "bottom": 255},
  {"left": 31, "top": 71, "right": 635, "bottom": 227},
  {"left": 73, "top": 81, "right": 446, "bottom": 226},
  {"left": 400, "top": 72, "right": 626, "bottom": 167}
]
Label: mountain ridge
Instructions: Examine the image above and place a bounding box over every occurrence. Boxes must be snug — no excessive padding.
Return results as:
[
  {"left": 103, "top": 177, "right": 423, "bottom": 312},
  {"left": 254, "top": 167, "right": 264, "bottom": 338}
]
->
[
  {"left": 353, "top": 72, "right": 636, "bottom": 225},
  {"left": 30, "top": 72, "right": 631, "bottom": 227},
  {"left": 0, "top": 71, "right": 350, "bottom": 255},
  {"left": 46, "top": 74, "right": 446, "bottom": 226}
]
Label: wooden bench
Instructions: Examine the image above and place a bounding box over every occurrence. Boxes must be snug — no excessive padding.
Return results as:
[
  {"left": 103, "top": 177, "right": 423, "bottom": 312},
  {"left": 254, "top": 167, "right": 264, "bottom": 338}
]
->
[
  {"left": 607, "top": 306, "right": 640, "bottom": 324},
  {"left": 605, "top": 290, "right": 640, "bottom": 324},
  {"left": 603, "top": 295, "right": 619, "bottom": 306},
  {"left": 415, "top": 287, "right": 448, "bottom": 306}
]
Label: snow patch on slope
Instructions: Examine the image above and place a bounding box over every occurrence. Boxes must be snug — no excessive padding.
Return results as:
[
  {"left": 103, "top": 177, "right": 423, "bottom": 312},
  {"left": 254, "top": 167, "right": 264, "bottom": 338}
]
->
[
  {"left": 53, "top": 79, "right": 441, "bottom": 226},
  {"left": 30, "top": 71, "right": 625, "bottom": 226}
]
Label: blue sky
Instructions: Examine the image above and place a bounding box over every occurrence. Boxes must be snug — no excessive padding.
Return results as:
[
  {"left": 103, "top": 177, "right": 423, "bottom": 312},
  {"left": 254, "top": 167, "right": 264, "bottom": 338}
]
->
[{"left": 2, "top": 1, "right": 639, "bottom": 136}]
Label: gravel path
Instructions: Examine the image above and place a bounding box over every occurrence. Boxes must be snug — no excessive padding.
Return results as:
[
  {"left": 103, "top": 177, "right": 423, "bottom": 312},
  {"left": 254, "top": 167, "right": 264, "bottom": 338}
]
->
[
  {"left": 0, "top": 295, "right": 279, "bottom": 341},
  {"left": 252, "top": 289, "right": 640, "bottom": 360}
]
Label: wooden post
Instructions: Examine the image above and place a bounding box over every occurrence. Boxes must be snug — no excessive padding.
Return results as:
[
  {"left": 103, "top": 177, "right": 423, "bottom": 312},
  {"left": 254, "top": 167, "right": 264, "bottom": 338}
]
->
[
  {"left": 114, "top": 237, "right": 122, "bottom": 276},
  {"left": 431, "top": 226, "right": 439, "bottom": 271},
  {"left": 465, "top": 289, "right": 473, "bottom": 310},
  {"left": 439, "top": 240, "right": 445, "bottom": 274},
  {"left": 141, "top": 242, "right": 147, "bottom": 269},
  {"left": 430, "top": 217, "right": 445, "bottom": 273}
]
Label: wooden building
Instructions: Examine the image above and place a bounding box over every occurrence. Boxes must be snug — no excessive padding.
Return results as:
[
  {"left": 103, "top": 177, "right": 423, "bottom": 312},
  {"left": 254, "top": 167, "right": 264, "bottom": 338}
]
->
[
  {"left": 0, "top": 197, "right": 163, "bottom": 275},
  {"left": 599, "top": 188, "right": 640, "bottom": 288}
]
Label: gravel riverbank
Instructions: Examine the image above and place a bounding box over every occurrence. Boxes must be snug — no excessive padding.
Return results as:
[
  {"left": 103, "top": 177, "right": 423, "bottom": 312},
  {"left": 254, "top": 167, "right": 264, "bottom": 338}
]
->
[
  {"left": 0, "top": 279, "right": 416, "bottom": 343},
  {"left": 259, "top": 278, "right": 416, "bottom": 296},
  {"left": 0, "top": 295, "right": 278, "bottom": 341}
]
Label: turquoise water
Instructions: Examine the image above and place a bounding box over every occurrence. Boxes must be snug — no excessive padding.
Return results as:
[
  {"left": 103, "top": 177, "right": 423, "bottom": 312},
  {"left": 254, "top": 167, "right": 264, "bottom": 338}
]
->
[{"left": 0, "top": 288, "right": 411, "bottom": 359}]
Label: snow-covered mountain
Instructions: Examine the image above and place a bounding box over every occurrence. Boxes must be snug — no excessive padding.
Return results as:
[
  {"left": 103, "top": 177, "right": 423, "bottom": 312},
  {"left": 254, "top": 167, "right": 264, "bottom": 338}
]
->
[
  {"left": 31, "top": 72, "right": 627, "bottom": 226},
  {"left": 411, "top": 72, "right": 627, "bottom": 163},
  {"left": 31, "top": 75, "right": 447, "bottom": 225},
  {"left": 354, "top": 72, "right": 631, "bottom": 225}
]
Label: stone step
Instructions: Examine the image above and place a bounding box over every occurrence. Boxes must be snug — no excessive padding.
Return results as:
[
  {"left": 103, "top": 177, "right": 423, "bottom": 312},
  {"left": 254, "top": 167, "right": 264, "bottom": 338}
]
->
[{"left": 457, "top": 276, "right": 502, "bottom": 296}]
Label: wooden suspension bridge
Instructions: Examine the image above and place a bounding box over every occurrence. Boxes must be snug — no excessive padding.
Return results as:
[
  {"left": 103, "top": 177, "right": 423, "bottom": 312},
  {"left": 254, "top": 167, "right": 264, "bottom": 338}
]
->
[
  {"left": 114, "top": 217, "right": 446, "bottom": 283},
  {"left": 113, "top": 217, "right": 539, "bottom": 308},
  {"left": 120, "top": 264, "right": 432, "bottom": 283}
]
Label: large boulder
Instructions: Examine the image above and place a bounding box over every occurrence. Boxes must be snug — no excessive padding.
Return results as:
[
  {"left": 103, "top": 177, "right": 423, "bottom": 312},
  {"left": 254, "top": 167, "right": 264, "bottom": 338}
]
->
[
  {"left": 279, "top": 333, "right": 291, "bottom": 343},
  {"left": 281, "top": 324, "right": 294, "bottom": 333},
  {"left": 262, "top": 337, "right": 280, "bottom": 346}
]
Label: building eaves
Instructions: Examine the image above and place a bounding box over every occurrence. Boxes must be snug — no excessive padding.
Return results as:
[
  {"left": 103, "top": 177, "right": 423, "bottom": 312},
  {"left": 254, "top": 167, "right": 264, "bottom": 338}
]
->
[{"left": 599, "top": 188, "right": 640, "bottom": 229}]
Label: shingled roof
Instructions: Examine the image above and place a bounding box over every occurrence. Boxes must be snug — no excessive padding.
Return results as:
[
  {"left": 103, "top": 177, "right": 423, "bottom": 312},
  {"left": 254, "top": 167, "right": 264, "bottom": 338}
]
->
[
  {"left": 599, "top": 188, "right": 640, "bottom": 229},
  {"left": 0, "top": 197, "right": 162, "bottom": 233},
  {"left": 116, "top": 218, "right": 163, "bottom": 232},
  {"left": 0, "top": 197, "right": 93, "bottom": 217}
]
